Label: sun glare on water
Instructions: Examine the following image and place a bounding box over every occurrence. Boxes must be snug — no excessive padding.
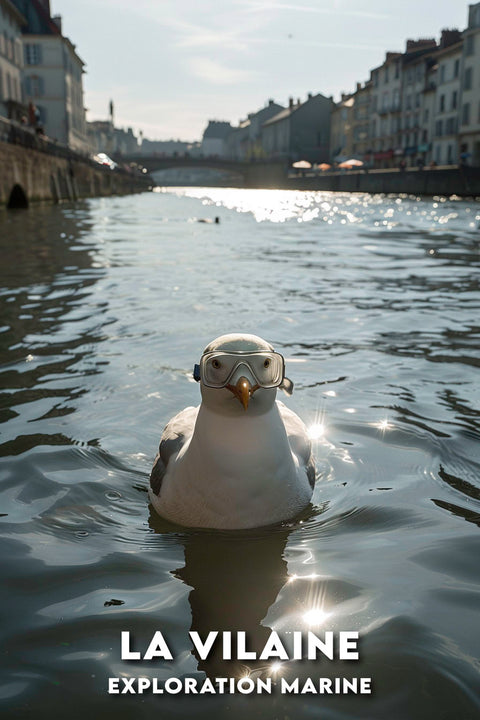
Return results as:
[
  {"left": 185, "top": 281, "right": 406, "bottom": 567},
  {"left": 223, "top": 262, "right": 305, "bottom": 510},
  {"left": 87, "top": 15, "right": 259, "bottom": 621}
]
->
[
  {"left": 307, "top": 423, "right": 325, "bottom": 440},
  {"left": 303, "top": 608, "right": 331, "bottom": 626}
]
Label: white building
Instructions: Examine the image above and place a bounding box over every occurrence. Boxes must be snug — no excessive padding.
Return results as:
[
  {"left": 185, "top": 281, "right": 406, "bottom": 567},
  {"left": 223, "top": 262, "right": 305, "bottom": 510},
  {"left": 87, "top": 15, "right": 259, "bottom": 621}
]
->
[
  {"left": 0, "top": 0, "right": 25, "bottom": 121},
  {"left": 369, "top": 52, "right": 403, "bottom": 168},
  {"left": 12, "top": 0, "right": 88, "bottom": 152},
  {"left": 459, "top": 2, "right": 480, "bottom": 164},
  {"left": 432, "top": 34, "right": 463, "bottom": 165},
  {"left": 22, "top": 30, "right": 88, "bottom": 151}
]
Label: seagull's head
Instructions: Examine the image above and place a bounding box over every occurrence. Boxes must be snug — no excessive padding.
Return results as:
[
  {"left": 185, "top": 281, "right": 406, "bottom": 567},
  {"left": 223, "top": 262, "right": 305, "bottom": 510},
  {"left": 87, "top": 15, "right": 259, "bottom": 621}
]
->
[{"left": 194, "top": 333, "right": 293, "bottom": 416}]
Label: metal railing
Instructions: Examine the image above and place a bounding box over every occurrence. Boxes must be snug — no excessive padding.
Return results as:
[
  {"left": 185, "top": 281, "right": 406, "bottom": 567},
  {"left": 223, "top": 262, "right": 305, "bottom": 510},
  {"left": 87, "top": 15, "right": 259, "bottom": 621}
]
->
[{"left": 0, "top": 115, "right": 150, "bottom": 180}]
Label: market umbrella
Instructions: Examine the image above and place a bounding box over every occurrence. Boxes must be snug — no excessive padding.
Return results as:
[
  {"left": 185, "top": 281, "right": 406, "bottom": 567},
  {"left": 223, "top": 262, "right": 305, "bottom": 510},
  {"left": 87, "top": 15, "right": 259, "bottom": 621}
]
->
[
  {"left": 292, "top": 160, "right": 312, "bottom": 169},
  {"left": 338, "top": 158, "right": 363, "bottom": 168},
  {"left": 318, "top": 163, "right": 331, "bottom": 170}
]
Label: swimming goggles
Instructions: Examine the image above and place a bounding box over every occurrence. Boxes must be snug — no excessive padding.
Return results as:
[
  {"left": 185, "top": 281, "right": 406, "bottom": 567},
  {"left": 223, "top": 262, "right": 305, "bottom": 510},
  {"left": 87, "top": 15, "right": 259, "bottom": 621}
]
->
[{"left": 193, "top": 351, "right": 286, "bottom": 389}]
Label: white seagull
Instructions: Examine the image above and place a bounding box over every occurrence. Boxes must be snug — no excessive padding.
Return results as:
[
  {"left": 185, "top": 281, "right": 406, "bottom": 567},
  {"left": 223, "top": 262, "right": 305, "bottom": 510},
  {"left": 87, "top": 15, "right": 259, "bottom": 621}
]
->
[{"left": 149, "top": 333, "right": 315, "bottom": 529}]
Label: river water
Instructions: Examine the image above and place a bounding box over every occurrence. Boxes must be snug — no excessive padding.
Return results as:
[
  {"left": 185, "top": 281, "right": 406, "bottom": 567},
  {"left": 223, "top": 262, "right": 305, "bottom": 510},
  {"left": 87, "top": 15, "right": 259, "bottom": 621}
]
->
[{"left": 0, "top": 188, "right": 479, "bottom": 719}]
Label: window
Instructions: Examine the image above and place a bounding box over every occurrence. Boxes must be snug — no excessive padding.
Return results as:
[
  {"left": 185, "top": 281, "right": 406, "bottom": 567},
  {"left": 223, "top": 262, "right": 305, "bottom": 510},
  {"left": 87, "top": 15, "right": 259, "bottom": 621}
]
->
[
  {"left": 415, "top": 92, "right": 421, "bottom": 108},
  {"left": 393, "top": 88, "right": 400, "bottom": 109},
  {"left": 447, "top": 145, "right": 453, "bottom": 163},
  {"left": 25, "top": 75, "right": 44, "bottom": 97},
  {"left": 424, "top": 108, "right": 429, "bottom": 122},
  {"left": 439, "top": 65, "right": 445, "bottom": 83},
  {"left": 446, "top": 117, "right": 457, "bottom": 134},
  {"left": 466, "top": 34, "right": 474, "bottom": 55},
  {"left": 451, "top": 91, "right": 457, "bottom": 110},
  {"left": 0, "top": 69, "right": 2, "bottom": 100},
  {"left": 478, "top": 101, "right": 480, "bottom": 123},
  {"left": 435, "top": 119, "right": 443, "bottom": 136},
  {"left": 462, "top": 103, "right": 470, "bottom": 125},
  {"left": 395, "top": 62, "right": 400, "bottom": 79},
  {"left": 406, "top": 95, "right": 412, "bottom": 110},
  {"left": 24, "top": 43, "right": 42, "bottom": 65},
  {"left": 439, "top": 95, "right": 445, "bottom": 112},
  {"left": 464, "top": 67, "right": 473, "bottom": 90},
  {"left": 454, "top": 59, "right": 459, "bottom": 78},
  {"left": 385, "top": 66, "right": 389, "bottom": 83}
]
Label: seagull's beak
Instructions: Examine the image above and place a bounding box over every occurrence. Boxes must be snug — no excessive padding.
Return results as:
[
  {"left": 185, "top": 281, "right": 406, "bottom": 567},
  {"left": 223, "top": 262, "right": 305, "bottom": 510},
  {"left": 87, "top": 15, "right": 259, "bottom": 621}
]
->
[{"left": 227, "top": 376, "right": 254, "bottom": 411}]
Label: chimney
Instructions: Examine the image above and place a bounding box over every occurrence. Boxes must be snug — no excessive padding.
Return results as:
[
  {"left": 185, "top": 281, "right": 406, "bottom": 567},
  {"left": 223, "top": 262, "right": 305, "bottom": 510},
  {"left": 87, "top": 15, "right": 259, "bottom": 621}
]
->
[
  {"left": 405, "top": 38, "right": 436, "bottom": 53},
  {"left": 307, "top": 92, "right": 313, "bottom": 100},
  {"left": 356, "top": 82, "right": 361, "bottom": 91},
  {"left": 52, "top": 15, "right": 62, "bottom": 33},
  {"left": 268, "top": 99, "right": 274, "bottom": 106},
  {"left": 297, "top": 98, "right": 301, "bottom": 105},
  {"left": 289, "top": 97, "right": 294, "bottom": 108},
  {"left": 440, "top": 29, "right": 461, "bottom": 48},
  {"left": 38, "top": 0, "right": 51, "bottom": 16}
]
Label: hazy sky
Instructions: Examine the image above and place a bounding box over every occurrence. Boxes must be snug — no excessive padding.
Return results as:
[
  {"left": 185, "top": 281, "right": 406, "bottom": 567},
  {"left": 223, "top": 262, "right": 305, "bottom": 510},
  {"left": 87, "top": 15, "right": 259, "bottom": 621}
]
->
[{"left": 53, "top": 0, "right": 468, "bottom": 142}]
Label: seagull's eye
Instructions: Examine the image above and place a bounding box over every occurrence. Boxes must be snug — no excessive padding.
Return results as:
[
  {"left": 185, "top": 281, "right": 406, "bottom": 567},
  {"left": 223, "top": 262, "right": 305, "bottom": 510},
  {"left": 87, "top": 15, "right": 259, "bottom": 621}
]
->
[
  {"left": 264, "top": 359, "right": 271, "bottom": 368},
  {"left": 212, "top": 359, "right": 222, "bottom": 369}
]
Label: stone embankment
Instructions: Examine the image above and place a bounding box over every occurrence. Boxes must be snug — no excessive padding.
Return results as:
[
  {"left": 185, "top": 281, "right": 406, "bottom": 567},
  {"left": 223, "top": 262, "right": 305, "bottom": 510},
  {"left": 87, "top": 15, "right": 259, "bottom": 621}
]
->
[
  {"left": 1, "top": 118, "right": 151, "bottom": 208},
  {"left": 285, "top": 165, "right": 480, "bottom": 197}
]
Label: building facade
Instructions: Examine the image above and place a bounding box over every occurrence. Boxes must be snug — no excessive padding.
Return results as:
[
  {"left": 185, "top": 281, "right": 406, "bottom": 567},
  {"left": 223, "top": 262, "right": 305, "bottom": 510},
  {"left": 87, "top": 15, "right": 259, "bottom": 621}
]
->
[
  {"left": 201, "top": 120, "right": 233, "bottom": 158},
  {"left": 225, "top": 99, "right": 284, "bottom": 161},
  {"left": 369, "top": 52, "right": 403, "bottom": 168},
  {"left": 350, "top": 81, "right": 372, "bottom": 161},
  {"left": 0, "top": 0, "right": 25, "bottom": 121},
  {"left": 261, "top": 92, "right": 333, "bottom": 163},
  {"left": 12, "top": 0, "right": 88, "bottom": 152},
  {"left": 330, "top": 93, "right": 354, "bottom": 162},
  {"left": 459, "top": 2, "right": 480, "bottom": 164},
  {"left": 432, "top": 35, "right": 462, "bottom": 164}
]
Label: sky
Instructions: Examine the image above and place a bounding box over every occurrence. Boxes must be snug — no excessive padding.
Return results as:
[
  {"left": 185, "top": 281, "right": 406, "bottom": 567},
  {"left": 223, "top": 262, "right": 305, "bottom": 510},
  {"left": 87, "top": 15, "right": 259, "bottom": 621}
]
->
[{"left": 52, "top": 0, "right": 469, "bottom": 142}]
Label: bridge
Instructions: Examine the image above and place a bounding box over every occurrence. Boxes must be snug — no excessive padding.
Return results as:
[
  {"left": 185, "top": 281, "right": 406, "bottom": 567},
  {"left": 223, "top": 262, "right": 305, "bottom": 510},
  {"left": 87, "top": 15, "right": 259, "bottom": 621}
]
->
[{"left": 120, "top": 154, "right": 288, "bottom": 188}]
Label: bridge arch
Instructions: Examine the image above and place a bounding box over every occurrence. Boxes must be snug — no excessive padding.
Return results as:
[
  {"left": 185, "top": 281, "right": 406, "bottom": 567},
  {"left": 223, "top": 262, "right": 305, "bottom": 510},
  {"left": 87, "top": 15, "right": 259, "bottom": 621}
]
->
[{"left": 7, "top": 183, "right": 28, "bottom": 209}]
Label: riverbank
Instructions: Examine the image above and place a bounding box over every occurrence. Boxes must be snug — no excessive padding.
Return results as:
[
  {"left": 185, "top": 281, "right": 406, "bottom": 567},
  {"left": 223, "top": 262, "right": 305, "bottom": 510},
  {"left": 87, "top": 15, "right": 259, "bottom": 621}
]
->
[
  {"left": 284, "top": 164, "right": 480, "bottom": 197},
  {"left": 0, "top": 117, "right": 151, "bottom": 208}
]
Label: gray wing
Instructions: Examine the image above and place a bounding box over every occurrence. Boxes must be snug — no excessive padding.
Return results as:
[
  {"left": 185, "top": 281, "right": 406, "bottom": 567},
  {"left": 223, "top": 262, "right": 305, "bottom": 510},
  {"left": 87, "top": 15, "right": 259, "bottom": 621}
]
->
[
  {"left": 277, "top": 401, "right": 316, "bottom": 489},
  {"left": 150, "top": 406, "right": 199, "bottom": 496}
]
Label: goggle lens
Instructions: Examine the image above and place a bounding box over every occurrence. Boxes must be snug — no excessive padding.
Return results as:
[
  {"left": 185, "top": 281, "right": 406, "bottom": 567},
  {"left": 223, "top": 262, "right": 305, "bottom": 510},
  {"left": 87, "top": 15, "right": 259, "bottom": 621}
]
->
[{"left": 200, "top": 351, "right": 285, "bottom": 389}]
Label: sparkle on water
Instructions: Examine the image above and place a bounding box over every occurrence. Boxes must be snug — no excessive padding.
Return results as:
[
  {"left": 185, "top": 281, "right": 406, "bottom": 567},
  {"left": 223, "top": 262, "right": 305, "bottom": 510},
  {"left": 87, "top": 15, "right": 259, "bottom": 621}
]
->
[{"left": 303, "top": 608, "right": 332, "bottom": 627}]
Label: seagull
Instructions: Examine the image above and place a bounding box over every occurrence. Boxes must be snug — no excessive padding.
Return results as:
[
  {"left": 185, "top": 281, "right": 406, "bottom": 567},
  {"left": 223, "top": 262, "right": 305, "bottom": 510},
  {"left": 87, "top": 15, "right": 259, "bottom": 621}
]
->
[{"left": 149, "top": 333, "right": 315, "bottom": 529}]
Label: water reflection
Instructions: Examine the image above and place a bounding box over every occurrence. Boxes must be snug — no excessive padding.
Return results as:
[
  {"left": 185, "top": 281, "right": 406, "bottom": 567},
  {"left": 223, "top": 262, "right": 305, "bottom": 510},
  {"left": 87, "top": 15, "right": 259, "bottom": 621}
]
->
[
  {"left": 0, "top": 203, "right": 106, "bottom": 451},
  {"left": 173, "top": 526, "right": 291, "bottom": 677}
]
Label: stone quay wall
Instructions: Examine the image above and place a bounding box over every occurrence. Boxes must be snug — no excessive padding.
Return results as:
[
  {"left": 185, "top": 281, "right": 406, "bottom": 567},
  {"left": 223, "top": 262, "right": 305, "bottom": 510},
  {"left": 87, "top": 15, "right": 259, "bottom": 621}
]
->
[
  {"left": 1, "top": 123, "right": 150, "bottom": 208},
  {"left": 283, "top": 165, "right": 480, "bottom": 197}
]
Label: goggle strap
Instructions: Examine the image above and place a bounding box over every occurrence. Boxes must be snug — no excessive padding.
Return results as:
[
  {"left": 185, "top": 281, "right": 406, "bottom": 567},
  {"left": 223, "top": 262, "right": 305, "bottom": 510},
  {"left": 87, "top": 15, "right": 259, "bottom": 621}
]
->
[
  {"left": 280, "top": 377, "right": 294, "bottom": 395},
  {"left": 193, "top": 364, "right": 201, "bottom": 382}
]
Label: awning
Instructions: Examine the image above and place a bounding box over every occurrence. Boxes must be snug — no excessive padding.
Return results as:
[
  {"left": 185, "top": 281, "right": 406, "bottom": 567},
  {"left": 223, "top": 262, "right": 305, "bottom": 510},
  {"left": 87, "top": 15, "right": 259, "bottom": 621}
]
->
[{"left": 373, "top": 150, "right": 394, "bottom": 160}]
